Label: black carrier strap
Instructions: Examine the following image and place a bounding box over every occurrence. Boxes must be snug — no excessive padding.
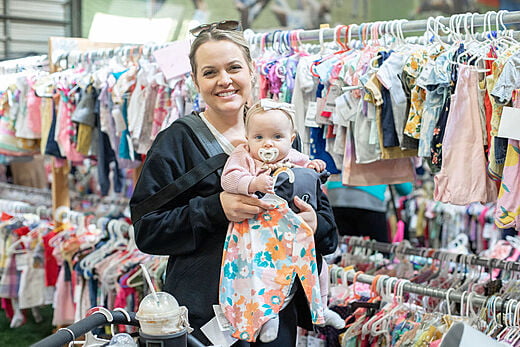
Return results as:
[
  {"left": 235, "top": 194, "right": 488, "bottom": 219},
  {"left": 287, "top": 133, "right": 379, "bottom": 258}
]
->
[{"left": 131, "top": 113, "right": 228, "bottom": 222}]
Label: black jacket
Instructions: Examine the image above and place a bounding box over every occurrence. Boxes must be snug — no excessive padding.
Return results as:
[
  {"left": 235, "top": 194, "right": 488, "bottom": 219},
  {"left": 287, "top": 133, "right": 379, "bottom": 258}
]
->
[{"left": 130, "top": 114, "right": 338, "bottom": 343}]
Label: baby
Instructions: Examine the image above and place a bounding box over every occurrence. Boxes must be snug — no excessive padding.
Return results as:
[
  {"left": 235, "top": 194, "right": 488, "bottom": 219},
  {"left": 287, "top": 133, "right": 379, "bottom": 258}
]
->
[
  {"left": 221, "top": 99, "right": 326, "bottom": 195},
  {"left": 221, "top": 99, "right": 344, "bottom": 342}
]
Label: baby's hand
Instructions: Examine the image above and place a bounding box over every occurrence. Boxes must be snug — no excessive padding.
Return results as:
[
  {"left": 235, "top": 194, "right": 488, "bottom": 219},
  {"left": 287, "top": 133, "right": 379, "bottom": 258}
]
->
[
  {"left": 307, "top": 159, "right": 326, "bottom": 172},
  {"left": 249, "top": 171, "right": 274, "bottom": 194}
]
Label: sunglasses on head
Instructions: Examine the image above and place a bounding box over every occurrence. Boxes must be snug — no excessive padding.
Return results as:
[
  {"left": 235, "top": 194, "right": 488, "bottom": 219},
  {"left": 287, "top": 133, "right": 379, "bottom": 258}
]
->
[{"left": 189, "top": 20, "right": 242, "bottom": 37}]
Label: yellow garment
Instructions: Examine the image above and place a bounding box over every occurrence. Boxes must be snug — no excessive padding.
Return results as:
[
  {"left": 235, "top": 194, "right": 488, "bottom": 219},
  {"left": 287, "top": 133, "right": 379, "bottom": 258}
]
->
[
  {"left": 403, "top": 46, "right": 445, "bottom": 140},
  {"left": 39, "top": 95, "right": 53, "bottom": 154},
  {"left": 76, "top": 123, "right": 93, "bottom": 155},
  {"left": 415, "top": 200, "right": 426, "bottom": 238},
  {"left": 413, "top": 325, "right": 443, "bottom": 347}
]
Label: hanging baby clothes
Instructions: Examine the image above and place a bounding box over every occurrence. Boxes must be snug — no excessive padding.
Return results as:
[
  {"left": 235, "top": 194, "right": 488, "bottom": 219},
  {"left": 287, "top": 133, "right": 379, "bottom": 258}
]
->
[
  {"left": 219, "top": 200, "right": 324, "bottom": 342},
  {"left": 434, "top": 65, "right": 497, "bottom": 205},
  {"left": 495, "top": 91, "right": 520, "bottom": 231}
]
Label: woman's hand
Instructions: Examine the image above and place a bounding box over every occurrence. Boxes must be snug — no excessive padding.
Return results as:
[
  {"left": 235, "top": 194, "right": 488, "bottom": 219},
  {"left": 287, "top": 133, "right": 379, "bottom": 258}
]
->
[
  {"left": 220, "top": 191, "right": 272, "bottom": 222},
  {"left": 294, "top": 196, "right": 317, "bottom": 232}
]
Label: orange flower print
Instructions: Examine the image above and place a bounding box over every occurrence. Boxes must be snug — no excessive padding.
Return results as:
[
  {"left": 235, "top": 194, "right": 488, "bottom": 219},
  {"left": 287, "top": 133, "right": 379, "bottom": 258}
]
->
[
  {"left": 244, "top": 302, "right": 264, "bottom": 328},
  {"left": 233, "top": 219, "right": 250, "bottom": 235},
  {"left": 261, "top": 289, "right": 285, "bottom": 312},
  {"left": 259, "top": 208, "right": 284, "bottom": 228},
  {"left": 296, "top": 264, "right": 316, "bottom": 289},
  {"left": 274, "top": 264, "right": 294, "bottom": 286},
  {"left": 245, "top": 302, "right": 259, "bottom": 319},
  {"left": 265, "top": 237, "right": 287, "bottom": 261}
]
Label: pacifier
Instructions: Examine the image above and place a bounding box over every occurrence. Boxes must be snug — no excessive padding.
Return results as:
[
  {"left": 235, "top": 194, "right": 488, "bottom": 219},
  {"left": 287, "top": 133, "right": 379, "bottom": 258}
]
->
[{"left": 258, "top": 147, "right": 279, "bottom": 163}]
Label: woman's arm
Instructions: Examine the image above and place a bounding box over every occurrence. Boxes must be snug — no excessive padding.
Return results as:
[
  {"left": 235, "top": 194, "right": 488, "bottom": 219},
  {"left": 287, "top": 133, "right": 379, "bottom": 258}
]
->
[
  {"left": 130, "top": 124, "right": 229, "bottom": 256},
  {"left": 313, "top": 182, "right": 339, "bottom": 255}
]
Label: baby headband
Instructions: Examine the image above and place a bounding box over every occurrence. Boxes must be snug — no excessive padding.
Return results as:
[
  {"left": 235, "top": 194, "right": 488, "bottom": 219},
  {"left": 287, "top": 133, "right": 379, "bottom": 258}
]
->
[
  {"left": 258, "top": 99, "right": 295, "bottom": 116},
  {"left": 247, "top": 99, "right": 296, "bottom": 130}
]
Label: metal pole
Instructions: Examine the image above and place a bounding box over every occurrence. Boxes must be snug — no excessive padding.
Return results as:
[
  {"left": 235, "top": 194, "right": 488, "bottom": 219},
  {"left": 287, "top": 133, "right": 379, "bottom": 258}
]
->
[
  {"left": 343, "top": 271, "right": 495, "bottom": 311},
  {"left": 347, "top": 238, "right": 520, "bottom": 273},
  {"left": 295, "top": 10, "right": 520, "bottom": 42}
]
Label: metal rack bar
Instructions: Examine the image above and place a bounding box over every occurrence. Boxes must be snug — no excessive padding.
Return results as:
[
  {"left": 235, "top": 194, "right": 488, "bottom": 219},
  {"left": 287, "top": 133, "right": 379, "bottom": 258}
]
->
[
  {"left": 346, "top": 237, "right": 520, "bottom": 272},
  {"left": 0, "top": 182, "right": 129, "bottom": 208},
  {"left": 53, "top": 41, "right": 171, "bottom": 67},
  {"left": 342, "top": 270, "right": 494, "bottom": 309},
  {"left": 249, "top": 10, "right": 520, "bottom": 43}
]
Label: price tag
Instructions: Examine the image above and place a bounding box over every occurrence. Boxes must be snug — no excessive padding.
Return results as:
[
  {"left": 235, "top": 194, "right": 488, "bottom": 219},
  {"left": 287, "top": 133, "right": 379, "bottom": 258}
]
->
[
  {"left": 321, "top": 85, "right": 342, "bottom": 116},
  {"left": 201, "top": 316, "right": 237, "bottom": 347},
  {"left": 297, "top": 334, "right": 308, "bottom": 347},
  {"left": 213, "top": 304, "right": 232, "bottom": 331},
  {"left": 305, "top": 101, "right": 320, "bottom": 128},
  {"left": 307, "top": 334, "right": 326, "bottom": 347},
  {"left": 498, "top": 106, "right": 520, "bottom": 140}
]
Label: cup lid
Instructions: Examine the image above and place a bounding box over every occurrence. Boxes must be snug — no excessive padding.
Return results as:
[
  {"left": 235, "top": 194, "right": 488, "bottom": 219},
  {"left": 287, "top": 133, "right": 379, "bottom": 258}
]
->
[{"left": 136, "top": 292, "right": 180, "bottom": 318}]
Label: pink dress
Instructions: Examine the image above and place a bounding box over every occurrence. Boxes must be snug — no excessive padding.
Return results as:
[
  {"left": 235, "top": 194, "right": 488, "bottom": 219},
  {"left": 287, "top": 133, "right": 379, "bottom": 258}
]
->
[{"left": 434, "top": 65, "right": 497, "bottom": 205}]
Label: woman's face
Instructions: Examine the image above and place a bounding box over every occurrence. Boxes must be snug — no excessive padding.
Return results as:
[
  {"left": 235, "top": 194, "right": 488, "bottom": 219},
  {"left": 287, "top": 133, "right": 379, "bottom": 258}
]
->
[{"left": 193, "top": 40, "right": 252, "bottom": 117}]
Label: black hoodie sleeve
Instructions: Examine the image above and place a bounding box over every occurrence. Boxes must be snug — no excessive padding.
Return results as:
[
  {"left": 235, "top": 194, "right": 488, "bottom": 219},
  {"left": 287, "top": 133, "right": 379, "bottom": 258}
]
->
[
  {"left": 314, "top": 180, "right": 339, "bottom": 256},
  {"left": 130, "top": 122, "right": 229, "bottom": 256}
]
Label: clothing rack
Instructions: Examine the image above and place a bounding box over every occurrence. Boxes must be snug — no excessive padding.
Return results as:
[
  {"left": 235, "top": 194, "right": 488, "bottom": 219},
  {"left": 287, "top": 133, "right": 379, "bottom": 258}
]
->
[
  {"left": 340, "top": 269, "right": 501, "bottom": 311},
  {"left": 52, "top": 41, "right": 173, "bottom": 69},
  {"left": 0, "top": 54, "right": 49, "bottom": 75},
  {"left": 70, "top": 191, "right": 130, "bottom": 208},
  {"left": 0, "top": 199, "right": 52, "bottom": 219},
  {"left": 248, "top": 10, "right": 520, "bottom": 44},
  {"left": 346, "top": 236, "right": 520, "bottom": 273},
  {"left": 0, "top": 182, "right": 51, "bottom": 200},
  {"left": 54, "top": 205, "right": 131, "bottom": 233},
  {"left": 0, "top": 182, "right": 129, "bottom": 210}
]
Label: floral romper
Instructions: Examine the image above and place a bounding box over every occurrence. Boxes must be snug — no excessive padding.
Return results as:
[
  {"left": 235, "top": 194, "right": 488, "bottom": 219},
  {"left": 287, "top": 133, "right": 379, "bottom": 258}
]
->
[{"left": 219, "top": 196, "right": 324, "bottom": 342}]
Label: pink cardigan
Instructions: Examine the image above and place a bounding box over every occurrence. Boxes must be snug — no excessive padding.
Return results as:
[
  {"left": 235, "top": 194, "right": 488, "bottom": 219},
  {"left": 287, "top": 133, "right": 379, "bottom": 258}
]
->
[{"left": 221, "top": 143, "right": 311, "bottom": 195}]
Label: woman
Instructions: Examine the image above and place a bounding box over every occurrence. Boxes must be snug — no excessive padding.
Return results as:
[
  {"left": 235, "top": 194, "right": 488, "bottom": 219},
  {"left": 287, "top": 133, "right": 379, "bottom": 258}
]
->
[{"left": 130, "top": 22, "right": 338, "bottom": 345}]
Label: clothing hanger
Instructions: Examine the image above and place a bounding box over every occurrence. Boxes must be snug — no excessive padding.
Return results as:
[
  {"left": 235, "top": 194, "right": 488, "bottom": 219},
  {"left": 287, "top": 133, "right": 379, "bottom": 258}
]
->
[{"left": 369, "top": 279, "right": 410, "bottom": 341}]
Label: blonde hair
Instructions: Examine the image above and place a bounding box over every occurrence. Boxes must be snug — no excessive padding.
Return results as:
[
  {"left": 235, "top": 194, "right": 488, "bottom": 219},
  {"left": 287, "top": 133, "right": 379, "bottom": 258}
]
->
[
  {"left": 189, "top": 28, "right": 254, "bottom": 80},
  {"left": 245, "top": 99, "right": 296, "bottom": 134}
]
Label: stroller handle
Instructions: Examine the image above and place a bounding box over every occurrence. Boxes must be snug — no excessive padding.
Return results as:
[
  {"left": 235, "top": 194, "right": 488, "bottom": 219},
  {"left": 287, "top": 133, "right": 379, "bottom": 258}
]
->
[{"left": 31, "top": 309, "right": 206, "bottom": 347}]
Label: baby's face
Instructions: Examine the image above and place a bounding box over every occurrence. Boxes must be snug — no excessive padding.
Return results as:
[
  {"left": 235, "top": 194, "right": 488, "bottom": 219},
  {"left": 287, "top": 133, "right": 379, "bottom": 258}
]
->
[{"left": 246, "top": 109, "right": 296, "bottom": 163}]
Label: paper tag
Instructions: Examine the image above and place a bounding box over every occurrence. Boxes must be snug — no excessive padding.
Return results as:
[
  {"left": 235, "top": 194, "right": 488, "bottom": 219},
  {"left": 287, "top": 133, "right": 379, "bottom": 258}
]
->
[
  {"left": 15, "top": 253, "right": 29, "bottom": 271},
  {"left": 153, "top": 40, "right": 192, "bottom": 80},
  {"left": 213, "top": 304, "right": 232, "bottom": 331},
  {"left": 305, "top": 101, "right": 320, "bottom": 128},
  {"left": 201, "top": 316, "right": 237, "bottom": 347},
  {"left": 416, "top": 63, "right": 434, "bottom": 89},
  {"left": 307, "top": 334, "right": 326, "bottom": 347},
  {"left": 322, "top": 85, "right": 342, "bottom": 115},
  {"left": 297, "top": 334, "right": 308, "bottom": 347},
  {"left": 498, "top": 106, "right": 520, "bottom": 140}
]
